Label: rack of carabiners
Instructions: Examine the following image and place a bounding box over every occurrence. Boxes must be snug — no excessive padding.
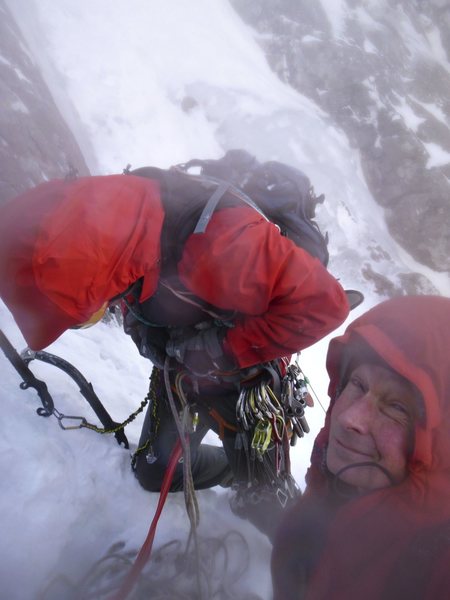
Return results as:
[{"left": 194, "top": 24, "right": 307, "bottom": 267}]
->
[{"left": 236, "top": 362, "right": 310, "bottom": 461}]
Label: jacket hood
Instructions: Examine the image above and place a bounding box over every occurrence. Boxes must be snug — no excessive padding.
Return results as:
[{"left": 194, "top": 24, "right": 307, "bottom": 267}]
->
[
  {"left": 0, "top": 175, "right": 164, "bottom": 350},
  {"left": 326, "top": 295, "right": 450, "bottom": 473},
  {"left": 308, "top": 295, "right": 450, "bottom": 517},
  {"left": 274, "top": 296, "right": 450, "bottom": 600}
]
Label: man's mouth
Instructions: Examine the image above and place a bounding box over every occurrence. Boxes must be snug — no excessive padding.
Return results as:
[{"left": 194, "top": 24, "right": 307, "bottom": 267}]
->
[{"left": 335, "top": 437, "right": 375, "bottom": 459}]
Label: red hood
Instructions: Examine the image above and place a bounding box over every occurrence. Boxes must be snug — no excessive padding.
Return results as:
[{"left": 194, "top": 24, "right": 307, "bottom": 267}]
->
[
  {"left": 305, "top": 295, "right": 450, "bottom": 533},
  {"left": 297, "top": 296, "right": 450, "bottom": 599},
  {"left": 0, "top": 175, "right": 164, "bottom": 349},
  {"left": 323, "top": 295, "right": 450, "bottom": 484}
]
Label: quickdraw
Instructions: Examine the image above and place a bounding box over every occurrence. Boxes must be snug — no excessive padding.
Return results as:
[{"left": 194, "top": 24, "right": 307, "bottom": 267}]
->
[
  {"left": 19, "top": 347, "right": 147, "bottom": 449},
  {"left": 281, "top": 362, "right": 311, "bottom": 442},
  {"left": 45, "top": 396, "right": 149, "bottom": 439},
  {"left": 236, "top": 361, "right": 311, "bottom": 460}
]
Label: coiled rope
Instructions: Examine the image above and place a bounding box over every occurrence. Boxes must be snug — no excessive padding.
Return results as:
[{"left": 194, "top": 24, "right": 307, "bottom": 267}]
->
[
  {"left": 110, "top": 357, "right": 201, "bottom": 600},
  {"left": 39, "top": 531, "right": 263, "bottom": 600}
]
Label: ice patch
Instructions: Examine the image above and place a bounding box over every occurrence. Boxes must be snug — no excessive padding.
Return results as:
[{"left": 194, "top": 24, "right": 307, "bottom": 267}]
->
[
  {"left": 14, "top": 66, "right": 32, "bottom": 83},
  {"left": 424, "top": 141, "right": 450, "bottom": 169},
  {"left": 393, "top": 97, "right": 426, "bottom": 132},
  {"left": 11, "top": 99, "right": 29, "bottom": 113}
]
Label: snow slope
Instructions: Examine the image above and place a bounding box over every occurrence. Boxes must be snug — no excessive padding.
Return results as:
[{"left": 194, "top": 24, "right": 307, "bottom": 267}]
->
[{"left": 1, "top": 1, "right": 448, "bottom": 598}]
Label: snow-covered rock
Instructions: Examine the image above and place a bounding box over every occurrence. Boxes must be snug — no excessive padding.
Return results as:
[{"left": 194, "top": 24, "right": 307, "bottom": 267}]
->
[
  {"left": 230, "top": 0, "right": 450, "bottom": 275},
  {"left": 0, "top": 1, "right": 89, "bottom": 204}
]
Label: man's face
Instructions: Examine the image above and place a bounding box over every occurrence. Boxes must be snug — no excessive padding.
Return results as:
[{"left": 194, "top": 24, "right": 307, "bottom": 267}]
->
[{"left": 326, "top": 363, "right": 420, "bottom": 491}]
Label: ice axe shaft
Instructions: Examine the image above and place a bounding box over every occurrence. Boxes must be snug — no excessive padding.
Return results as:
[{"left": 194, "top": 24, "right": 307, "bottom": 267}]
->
[{"left": 0, "top": 328, "right": 54, "bottom": 416}]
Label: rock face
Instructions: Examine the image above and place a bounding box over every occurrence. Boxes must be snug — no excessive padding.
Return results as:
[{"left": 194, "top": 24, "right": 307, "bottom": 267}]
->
[
  {"left": 230, "top": 0, "right": 450, "bottom": 274},
  {"left": 0, "top": 1, "right": 89, "bottom": 205}
]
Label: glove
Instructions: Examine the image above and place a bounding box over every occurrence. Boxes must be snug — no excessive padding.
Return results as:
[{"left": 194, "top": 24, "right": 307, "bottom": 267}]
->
[
  {"left": 166, "top": 325, "right": 236, "bottom": 378},
  {"left": 123, "top": 310, "right": 170, "bottom": 369}
]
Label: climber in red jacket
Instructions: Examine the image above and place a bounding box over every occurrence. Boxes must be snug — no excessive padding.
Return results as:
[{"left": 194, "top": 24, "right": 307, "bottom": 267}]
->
[
  {"left": 272, "top": 295, "right": 450, "bottom": 598},
  {"left": 0, "top": 168, "right": 349, "bottom": 536}
]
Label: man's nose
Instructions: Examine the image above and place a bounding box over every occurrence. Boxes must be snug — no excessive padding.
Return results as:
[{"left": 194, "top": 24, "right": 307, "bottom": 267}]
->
[{"left": 339, "top": 393, "right": 375, "bottom": 434}]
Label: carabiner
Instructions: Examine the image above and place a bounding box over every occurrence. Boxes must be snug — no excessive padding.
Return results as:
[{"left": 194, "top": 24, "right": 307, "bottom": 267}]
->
[
  {"left": 53, "top": 409, "right": 87, "bottom": 430},
  {"left": 272, "top": 413, "right": 285, "bottom": 443},
  {"left": 251, "top": 419, "right": 272, "bottom": 456}
]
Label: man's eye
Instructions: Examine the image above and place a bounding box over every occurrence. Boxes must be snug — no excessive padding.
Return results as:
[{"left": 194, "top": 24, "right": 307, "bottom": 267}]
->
[
  {"left": 385, "top": 401, "right": 412, "bottom": 423},
  {"left": 391, "top": 402, "right": 407, "bottom": 413},
  {"left": 349, "top": 377, "right": 365, "bottom": 392}
]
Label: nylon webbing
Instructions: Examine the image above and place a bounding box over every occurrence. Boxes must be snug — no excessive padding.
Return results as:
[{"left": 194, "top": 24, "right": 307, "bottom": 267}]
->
[{"left": 193, "top": 182, "right": 229, "bottom": 234}]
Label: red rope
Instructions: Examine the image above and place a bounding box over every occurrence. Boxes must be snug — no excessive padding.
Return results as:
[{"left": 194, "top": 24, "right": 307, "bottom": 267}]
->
[{"left": 110, "top": 438, "right": 183, "bottom": 600}]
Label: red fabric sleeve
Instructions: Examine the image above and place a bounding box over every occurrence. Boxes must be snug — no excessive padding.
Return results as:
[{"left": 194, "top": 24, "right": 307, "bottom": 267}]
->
[{"left": 178, "top": 206, "right": 349, "bottom": 368}]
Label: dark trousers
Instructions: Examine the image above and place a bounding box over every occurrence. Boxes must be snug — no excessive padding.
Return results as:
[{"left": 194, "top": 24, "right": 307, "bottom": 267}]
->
[
  {"left": 133, "top": 368, "right": 299, "bottom": 539},
  {"left": 134, "top": 368, "right": 252, "bottom": 492}
]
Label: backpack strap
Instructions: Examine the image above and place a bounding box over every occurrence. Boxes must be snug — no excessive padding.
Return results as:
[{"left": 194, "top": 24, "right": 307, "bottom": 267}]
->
[
  {"left": 126, "top": 151, "right": 329, "bottom": 266},
  {"left": 127, "top": 165, "right": 268, "bottom": 266},
  {"left": 192, "top": 181, "right": 229, "bottom": 234}
]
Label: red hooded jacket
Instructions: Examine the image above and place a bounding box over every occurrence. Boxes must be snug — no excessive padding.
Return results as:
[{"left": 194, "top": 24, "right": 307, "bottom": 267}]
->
[
  {"left": 0, "top": 174, "right": 349, "bottom": 368},
  {"left": 272, "top": 295, "right": 450, "bottom": 599}
]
